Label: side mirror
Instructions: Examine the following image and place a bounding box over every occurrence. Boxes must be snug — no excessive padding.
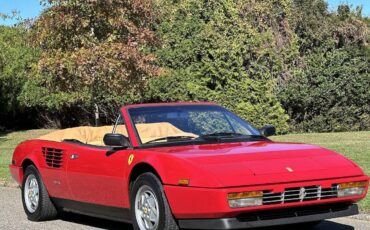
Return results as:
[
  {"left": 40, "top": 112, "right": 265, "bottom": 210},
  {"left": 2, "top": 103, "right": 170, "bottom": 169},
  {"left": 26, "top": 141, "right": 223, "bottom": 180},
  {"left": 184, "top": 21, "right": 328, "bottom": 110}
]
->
[
  {"left": 103, "top": 133, "right": 130, "bottom": 148},
  {"left": 259, "top": 125, "right": 276, "bottom": 137}
]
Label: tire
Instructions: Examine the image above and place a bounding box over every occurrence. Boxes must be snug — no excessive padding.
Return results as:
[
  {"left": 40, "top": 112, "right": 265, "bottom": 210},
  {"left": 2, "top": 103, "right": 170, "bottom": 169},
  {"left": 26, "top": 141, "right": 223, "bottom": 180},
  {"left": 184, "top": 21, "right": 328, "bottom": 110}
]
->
[
  {"left": 130, "top": 172, "right": 179, "bottom": 230},
  {"left": 21, "top": 165, "right": 58, "bottom": 221}
]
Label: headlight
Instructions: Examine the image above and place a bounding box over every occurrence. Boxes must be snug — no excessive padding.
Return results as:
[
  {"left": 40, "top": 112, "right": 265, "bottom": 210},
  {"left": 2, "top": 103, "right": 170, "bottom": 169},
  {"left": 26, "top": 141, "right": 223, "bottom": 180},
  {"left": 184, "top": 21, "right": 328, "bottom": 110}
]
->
[
  {"left": 227, "top": 191, "right": 263, "bottom": 208},
  {"left": 337, "top": 181, "right": 368, "bottom": 198}
]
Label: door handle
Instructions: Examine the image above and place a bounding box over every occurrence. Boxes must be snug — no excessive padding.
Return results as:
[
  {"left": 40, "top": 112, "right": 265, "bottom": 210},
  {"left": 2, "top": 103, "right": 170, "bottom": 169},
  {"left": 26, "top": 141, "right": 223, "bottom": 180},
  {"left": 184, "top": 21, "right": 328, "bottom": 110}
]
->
[{"left": 70, "top": 154, "right": 79, "bottom": 160}]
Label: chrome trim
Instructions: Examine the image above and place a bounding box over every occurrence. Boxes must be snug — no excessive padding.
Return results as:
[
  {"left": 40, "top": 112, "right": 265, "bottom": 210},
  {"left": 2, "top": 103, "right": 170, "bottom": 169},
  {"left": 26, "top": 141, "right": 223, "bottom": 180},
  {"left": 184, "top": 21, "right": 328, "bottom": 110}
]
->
[{"left": 262, "top": 185, "right": 338, "bottom": 205}]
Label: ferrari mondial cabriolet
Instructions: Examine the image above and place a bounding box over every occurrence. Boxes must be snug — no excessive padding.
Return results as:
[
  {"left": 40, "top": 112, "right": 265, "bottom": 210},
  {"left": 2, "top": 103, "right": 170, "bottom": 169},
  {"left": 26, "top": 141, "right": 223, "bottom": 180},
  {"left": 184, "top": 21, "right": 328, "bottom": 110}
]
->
[{"left": 10, "top": 102, "right": 368, "bottom": 230}]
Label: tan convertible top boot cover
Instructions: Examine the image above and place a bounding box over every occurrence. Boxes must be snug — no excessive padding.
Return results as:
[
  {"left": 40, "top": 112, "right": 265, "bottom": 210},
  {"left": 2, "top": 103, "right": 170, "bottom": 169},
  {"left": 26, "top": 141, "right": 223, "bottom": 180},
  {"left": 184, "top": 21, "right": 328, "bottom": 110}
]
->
[{"left": 37, "top": 122, "right": 196, "bottom": 146}]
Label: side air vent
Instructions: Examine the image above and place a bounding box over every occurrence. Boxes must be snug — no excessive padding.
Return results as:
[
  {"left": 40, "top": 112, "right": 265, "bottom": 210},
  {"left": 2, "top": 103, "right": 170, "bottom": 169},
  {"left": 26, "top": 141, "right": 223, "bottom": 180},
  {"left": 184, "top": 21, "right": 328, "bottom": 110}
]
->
[{"left": 42, "top": 147, "right": 64, "bottom": 168}]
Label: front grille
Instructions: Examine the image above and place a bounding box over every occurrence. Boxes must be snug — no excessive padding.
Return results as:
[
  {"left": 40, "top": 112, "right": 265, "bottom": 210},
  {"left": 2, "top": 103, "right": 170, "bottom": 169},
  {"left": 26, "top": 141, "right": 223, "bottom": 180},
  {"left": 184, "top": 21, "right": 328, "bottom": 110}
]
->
[{"left": 263, "top": 185, "right": 338, "bottom": 205}]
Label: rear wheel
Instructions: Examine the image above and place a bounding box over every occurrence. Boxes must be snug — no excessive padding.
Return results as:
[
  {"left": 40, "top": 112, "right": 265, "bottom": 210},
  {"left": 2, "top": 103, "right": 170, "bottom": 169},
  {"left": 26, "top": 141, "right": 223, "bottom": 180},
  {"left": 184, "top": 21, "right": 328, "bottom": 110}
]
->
[
  {"left": 130, "top": 173, "right": 179, "bottom": 230},
  {"left": 22, "top": 165, "right": 58, "bottom": 221}
]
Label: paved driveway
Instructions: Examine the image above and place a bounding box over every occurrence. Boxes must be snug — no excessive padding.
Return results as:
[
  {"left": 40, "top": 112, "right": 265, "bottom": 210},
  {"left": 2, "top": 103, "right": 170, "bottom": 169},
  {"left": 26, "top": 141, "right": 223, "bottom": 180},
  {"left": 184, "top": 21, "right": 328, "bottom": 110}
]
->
[{"left": 0, "top": 187, "right": 368, "bottom": 230}]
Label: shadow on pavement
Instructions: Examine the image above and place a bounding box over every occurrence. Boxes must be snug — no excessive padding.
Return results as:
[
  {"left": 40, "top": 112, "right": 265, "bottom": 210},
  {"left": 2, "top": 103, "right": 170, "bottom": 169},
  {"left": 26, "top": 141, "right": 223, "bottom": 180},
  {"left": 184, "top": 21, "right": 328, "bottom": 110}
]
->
[
  {"left": 314, "top": 220, "right": 355, "bottom": 230},
  {"left": 59, "top": 212, "right": 355, "bottom": 230},
  {"left": 60, "top": 212, "right": 133, "bottom": 230},
  {"left": 254, "top": 220, "right": 354, "bottom": 230}
]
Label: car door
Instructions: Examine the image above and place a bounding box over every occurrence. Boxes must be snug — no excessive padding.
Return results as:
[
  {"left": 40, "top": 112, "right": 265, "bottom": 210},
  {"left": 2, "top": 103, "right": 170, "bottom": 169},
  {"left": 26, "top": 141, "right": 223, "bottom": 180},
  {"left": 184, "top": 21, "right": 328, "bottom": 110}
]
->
[
  {"left": 66, "top": 144, "right": 130, "bottom": 207},
  {"left": 66, "top": 115, "right": 131, "bottom": 208}
]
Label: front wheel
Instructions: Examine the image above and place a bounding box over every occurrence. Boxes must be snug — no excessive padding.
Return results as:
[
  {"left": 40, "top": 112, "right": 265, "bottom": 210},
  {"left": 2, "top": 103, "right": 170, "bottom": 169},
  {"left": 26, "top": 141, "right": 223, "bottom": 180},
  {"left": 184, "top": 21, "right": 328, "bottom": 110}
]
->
[
  {"left": 130, "top": 173, "right": 179, "bottom": 230},
  {"left": 21, "top": 165, "right": 58, "bottom": 221}
]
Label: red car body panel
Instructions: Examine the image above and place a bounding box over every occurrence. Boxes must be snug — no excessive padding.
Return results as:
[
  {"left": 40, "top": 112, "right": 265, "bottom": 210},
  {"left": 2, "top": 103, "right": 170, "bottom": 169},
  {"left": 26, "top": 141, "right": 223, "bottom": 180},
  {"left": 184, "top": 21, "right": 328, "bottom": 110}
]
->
[
  {"left": 143, "top": 141, "right": 364, "bottom": 188},
  {"left": 9, "top": 102, "right": 369, "bottom": 222}
]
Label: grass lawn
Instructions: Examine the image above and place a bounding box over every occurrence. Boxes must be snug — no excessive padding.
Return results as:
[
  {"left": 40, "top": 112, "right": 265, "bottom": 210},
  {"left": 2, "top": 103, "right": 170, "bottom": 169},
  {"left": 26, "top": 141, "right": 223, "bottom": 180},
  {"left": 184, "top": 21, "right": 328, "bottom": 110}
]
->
[
  {"left": 0, "top": 129, "right": 53, "bottom": 185},
  {"left": 0, "top": 130, "right": 369, "bottom": 211}
]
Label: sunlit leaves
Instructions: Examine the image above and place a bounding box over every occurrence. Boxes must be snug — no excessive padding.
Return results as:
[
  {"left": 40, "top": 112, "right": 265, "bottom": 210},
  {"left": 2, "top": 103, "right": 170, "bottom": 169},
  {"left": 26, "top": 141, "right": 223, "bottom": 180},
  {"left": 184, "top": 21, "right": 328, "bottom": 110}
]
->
[{"left": 23, "top": 0, "right": 159, "bottom": 123}]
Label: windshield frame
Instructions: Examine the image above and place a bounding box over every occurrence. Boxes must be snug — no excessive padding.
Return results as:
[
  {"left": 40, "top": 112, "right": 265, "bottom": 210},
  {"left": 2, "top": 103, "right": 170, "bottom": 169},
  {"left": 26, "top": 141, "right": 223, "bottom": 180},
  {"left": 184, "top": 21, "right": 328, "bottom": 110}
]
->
[{"left": 126, "top": 104, "right": 267, "bottom": 148}]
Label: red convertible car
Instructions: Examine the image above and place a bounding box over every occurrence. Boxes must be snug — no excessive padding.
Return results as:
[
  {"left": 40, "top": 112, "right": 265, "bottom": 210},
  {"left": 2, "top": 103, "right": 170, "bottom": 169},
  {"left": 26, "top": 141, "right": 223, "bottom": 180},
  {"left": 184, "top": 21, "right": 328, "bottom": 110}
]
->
[{"left": 10, "top": 102, "right": 368, "bottom": 230}]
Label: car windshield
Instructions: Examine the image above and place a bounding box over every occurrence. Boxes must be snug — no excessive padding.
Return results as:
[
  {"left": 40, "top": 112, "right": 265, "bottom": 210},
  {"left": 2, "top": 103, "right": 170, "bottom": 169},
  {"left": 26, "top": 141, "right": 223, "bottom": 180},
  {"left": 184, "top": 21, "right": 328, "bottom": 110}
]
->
[{"left": 128, "top": 104, "right": 263, "bottom": 146}]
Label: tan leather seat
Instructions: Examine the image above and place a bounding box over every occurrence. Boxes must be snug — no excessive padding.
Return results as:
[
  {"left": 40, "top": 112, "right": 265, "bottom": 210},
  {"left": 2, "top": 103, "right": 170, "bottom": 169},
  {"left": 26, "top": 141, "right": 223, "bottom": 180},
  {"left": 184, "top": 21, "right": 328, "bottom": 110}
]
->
[
  {"left": 136, "top": 122, "right": 197, "bottom": 143},
  {"left": 37, "top": 122, "right": 197, "bottom": 146}
]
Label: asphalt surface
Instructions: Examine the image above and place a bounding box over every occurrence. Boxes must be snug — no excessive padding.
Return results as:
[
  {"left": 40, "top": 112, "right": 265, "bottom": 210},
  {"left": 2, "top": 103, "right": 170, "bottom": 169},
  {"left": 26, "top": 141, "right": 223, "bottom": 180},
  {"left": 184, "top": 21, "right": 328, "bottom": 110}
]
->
[{"left": 0, "top": 187, "right": 369, "bottom": 230}]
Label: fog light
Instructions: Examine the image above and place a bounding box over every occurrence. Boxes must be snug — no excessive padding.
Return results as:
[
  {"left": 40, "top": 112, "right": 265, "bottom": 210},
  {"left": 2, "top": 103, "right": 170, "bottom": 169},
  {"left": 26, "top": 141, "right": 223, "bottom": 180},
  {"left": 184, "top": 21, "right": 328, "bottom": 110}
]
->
[
  {"left": 337, "top": 181, "right": 368, "bottom": 198},
  {"left": 228, "top": 191, "right": 263, "bottom": 208}
]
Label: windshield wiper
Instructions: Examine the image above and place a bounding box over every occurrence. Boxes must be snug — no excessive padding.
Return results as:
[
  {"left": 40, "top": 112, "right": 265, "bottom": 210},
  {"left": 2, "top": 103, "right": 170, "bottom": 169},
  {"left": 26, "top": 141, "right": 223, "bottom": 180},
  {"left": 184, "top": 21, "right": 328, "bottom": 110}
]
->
[
  {"left": 146, "top": 136, "right": 196, "bottom": 144},
  {"left": 199, "top": 132, "right": 265, "bottom": 140},
  {"left": 200, "top": 132, "right": 244, "bottom": 138}
]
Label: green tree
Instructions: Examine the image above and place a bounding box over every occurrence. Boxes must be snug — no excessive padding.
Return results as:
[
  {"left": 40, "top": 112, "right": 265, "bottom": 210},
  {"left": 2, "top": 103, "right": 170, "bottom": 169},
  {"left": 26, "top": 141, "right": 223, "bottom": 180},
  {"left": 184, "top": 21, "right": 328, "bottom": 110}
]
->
[
  {"left": 277, "top": 1, "right": 370, "bottom": 132},
  {"left": 0, "top": 26, "right": 40, "bottom": 129},
  {"left": 20, "top": 0, "right": 160, "bottom": 127},
  {"left": 2, "top": 0, "right": 368, "bottom": 133},
  {"left": 279, "top": 47, "right": 370, "bottom": 132},
  {"left": 148, "top": 0, "right": 291, "bottom": 133}
]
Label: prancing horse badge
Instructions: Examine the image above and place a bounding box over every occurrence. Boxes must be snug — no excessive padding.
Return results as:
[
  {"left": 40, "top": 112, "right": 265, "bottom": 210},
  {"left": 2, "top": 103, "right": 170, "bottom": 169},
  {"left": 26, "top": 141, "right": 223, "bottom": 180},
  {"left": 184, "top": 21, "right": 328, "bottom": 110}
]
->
[{"left": 128, "top": 154, "right": 135, "bottom": 165}]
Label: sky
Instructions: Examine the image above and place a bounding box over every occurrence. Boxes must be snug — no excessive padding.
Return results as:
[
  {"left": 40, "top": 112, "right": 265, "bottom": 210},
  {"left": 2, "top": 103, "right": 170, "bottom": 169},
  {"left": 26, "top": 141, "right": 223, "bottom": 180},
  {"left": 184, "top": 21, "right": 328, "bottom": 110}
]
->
[
  {"left": 327, "top": 0, "right": 370, "bottom": 15},
  {"left": 0, "top": 0, "right": 44, "bottom": 25},
  {"left": 0, "top": 0, "right": 369, "bottom": 26}
]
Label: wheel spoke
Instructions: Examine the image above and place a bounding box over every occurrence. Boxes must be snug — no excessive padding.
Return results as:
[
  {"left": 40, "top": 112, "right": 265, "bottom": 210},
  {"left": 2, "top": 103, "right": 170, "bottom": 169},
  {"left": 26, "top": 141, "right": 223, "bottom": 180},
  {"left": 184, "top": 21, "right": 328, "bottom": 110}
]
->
[
  {"left": 147, "top": 197, "right": 156, "bottom": 209},
  {"left": 145, "top": 218, "right": 154, "bottom": 229},
  {"left": 32, "top": 179, "right": 37, "bottom": 188},
  {"left": 141, "top": 194, "right": 146, "bottom": 207},
  {"left": 137, "top": 209, "right": 144, "bottom": 217},
  {"left": 32, "top": 201, "right": 37, "bottom": 207},
  {"left": 149, "top": 211, "right": 157, "bottom": 222},
  {"left": 143, "top": 217, "right": 149, "bottom": 229},
  {"left": 151, "top": 206, "right": 158, "bottom": 216}
]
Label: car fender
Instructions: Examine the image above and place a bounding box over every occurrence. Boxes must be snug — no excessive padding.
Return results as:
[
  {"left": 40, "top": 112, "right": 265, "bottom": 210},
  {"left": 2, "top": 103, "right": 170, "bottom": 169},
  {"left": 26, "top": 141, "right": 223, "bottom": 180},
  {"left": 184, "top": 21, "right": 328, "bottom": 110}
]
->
[{"left": 127, "top": 150, "right": 223, "bottom": 187}]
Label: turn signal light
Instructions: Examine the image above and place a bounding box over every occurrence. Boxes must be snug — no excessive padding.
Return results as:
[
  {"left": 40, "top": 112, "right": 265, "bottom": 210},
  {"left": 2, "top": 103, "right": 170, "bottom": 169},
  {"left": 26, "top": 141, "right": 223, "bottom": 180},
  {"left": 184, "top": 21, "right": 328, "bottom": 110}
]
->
[
  {"left": 338, "top": 181, "right": 368, "bottom": 198},
  {"left": 338, "top": 181, "right": 368, "bottom": 189},
  {"left": 178, "top": 179, "right": 190, "bottom": 186},
  {"left": 227, "top": 191, "right": 263, "bottom": 200},
  {"left": 227, "top": 191, "right": 263, "bottom": 208}
]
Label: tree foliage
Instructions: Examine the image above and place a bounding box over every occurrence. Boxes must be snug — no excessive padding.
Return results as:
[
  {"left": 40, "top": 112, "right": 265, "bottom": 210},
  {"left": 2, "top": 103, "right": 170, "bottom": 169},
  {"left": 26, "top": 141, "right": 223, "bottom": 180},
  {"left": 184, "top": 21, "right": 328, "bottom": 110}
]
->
[
  {"left": 1, "top": 0, "right": 369, "bottom": 132},
  {"left": 20, "top": 0, "right": 159, "bottom": 126},
  {"left": 147, "top": 0, "right": 293, "bottom": 133},
  {"left": 0, "top": 26, "right": 40, "bottom": 129},
  {"left": 277, "top": 0, "right": 370, "bottom": 132}
]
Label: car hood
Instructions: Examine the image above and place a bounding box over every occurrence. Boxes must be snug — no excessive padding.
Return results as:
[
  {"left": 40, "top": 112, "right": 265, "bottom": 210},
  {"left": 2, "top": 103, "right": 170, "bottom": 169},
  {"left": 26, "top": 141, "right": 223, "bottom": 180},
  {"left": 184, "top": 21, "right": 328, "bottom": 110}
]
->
[{"left": 149, "top": 141, "right": 364, "bottom": 188}]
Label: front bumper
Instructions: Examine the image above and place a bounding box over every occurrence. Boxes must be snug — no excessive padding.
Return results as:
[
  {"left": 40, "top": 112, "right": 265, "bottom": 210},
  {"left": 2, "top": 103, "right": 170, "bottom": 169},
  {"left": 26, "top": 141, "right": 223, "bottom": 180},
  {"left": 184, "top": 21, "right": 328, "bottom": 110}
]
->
[
  {"left": 178, "top": 203, "right": 358, "bottom": 229},
  {"left": 164, "top": 176, "right": 368, "bottom": 219},
  {"left": 9, "top": 164, "right": 22, "bottom": 185}
]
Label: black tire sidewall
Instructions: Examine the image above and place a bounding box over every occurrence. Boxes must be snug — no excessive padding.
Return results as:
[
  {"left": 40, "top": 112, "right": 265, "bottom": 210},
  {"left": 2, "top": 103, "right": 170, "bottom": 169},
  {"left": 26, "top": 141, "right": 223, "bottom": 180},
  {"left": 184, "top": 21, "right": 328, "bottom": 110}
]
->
[
  {"left": 130, "top": 173, "right": 169, "bottom": 230},
  {"left": 21, "top": 165, "right": 45, "bottom": 220}
]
